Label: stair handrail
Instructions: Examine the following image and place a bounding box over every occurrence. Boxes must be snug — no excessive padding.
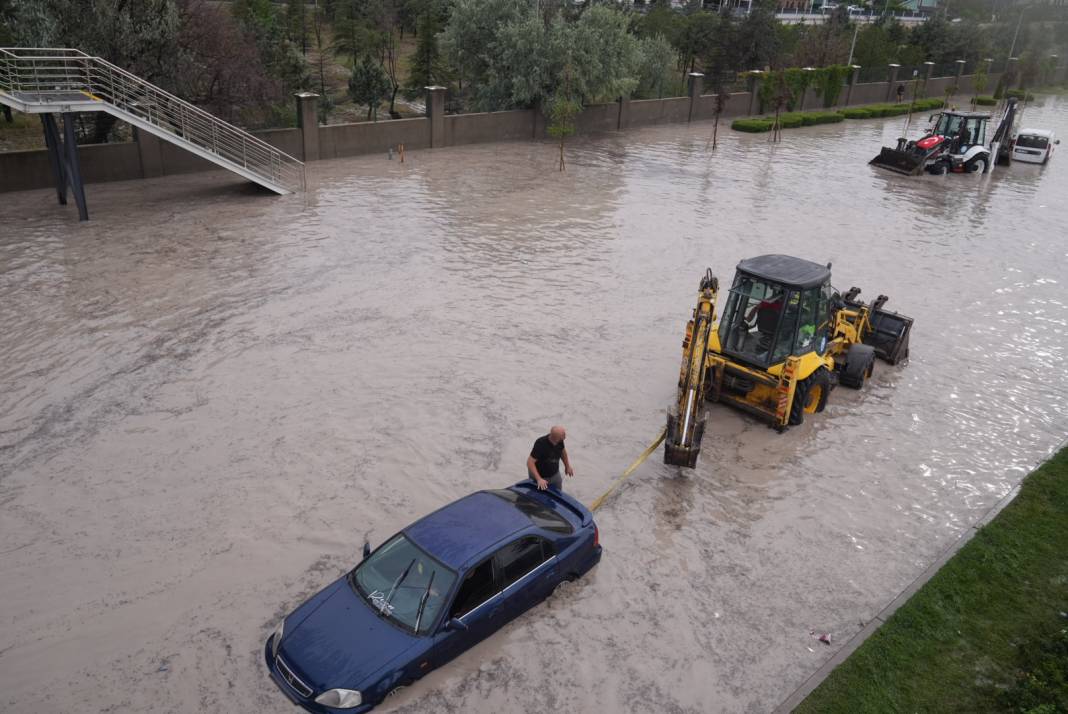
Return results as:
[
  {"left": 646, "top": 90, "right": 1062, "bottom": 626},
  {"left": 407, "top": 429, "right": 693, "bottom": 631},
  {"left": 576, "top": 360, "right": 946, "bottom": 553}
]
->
[{"left": 0, "top": 48, "right": 305, "bottom": 192}]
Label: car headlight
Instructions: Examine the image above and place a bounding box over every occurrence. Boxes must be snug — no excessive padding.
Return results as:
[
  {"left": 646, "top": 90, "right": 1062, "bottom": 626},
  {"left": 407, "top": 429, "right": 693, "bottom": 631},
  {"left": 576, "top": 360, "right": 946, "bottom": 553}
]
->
[
  {"left": 270, "top": 620, "right": 284, "bottom": 659},
  {"left": 314, "top": 689, "right": 363, "bottom": 708}
]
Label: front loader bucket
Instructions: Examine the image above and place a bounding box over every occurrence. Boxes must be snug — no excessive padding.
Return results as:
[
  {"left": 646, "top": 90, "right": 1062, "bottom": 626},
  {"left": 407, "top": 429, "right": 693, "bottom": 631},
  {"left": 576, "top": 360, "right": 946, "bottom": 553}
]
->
[
  {"left": 664, "top": 413, "right": 705, "bottom": 468},
  {"left": 869, "top": 147, "right": 925, "bottom": 175},
  {"left": 865, "top": 306, "right": 913, "bottom": 365}
]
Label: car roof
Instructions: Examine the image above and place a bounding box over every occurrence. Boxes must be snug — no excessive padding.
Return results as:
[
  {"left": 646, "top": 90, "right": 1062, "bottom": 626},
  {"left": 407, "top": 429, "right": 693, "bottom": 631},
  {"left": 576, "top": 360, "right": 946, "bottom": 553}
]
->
[
  {"left": 1018, "top": 128, "right": 1054, "bottom": 137},
  {"left": 736, "top": 254, "right": 831, "bottom": 290},
  {"left": 404, "top": 491, "right": 531, "bottom": 568}
]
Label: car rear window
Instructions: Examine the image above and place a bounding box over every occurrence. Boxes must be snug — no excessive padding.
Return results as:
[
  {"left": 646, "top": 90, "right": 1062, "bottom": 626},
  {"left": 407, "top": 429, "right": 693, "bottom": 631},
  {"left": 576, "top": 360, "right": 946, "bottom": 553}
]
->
[
  {"left": 487, "top": 490, "right": 574, "bottom": 534},
  {"left": 1016, "top": 135, "right": 1049, "bottom": 149}
]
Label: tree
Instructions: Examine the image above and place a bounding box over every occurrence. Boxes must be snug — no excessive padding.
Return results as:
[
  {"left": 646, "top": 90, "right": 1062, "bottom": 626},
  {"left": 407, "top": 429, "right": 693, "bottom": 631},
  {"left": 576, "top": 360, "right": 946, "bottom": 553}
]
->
[
  {"left": 407, "top": 0, "right": 447, "bottom": 91},
  {"left": 175, "top": 0, "right": 283, "bottom": 125},
  {"left": 8, "top": 0, "right": 181, "bottom": 141},
  {"left": 673, "top": 11, "right": 718, "bottom": 83},
  {"left": 441, "top": 0, "right": 535, "bottom": 108},
  {"left": 736, "top": 0, "right": 781, "bottom": 70},
  {"left": 349, "top": 54, "right": 392, "bottom": 120},
  {"left": 636, "top": 34, "right": 679, "bottom": 99},
  {"left": 285, "top": 0, "right": 308, "bottom": 55},
  {"left": 546, "top": 66, "right": 580, "bottom": 171}
]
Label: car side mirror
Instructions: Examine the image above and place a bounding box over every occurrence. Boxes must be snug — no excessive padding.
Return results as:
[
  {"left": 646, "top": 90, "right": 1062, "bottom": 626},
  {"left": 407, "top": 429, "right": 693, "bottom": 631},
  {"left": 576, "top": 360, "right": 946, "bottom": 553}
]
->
[
  {"left": 445, "top": 618, "right": 468, "bottom": 632},
  {"left": 362, "top": 542, "right": 371, "bottom": 560}
]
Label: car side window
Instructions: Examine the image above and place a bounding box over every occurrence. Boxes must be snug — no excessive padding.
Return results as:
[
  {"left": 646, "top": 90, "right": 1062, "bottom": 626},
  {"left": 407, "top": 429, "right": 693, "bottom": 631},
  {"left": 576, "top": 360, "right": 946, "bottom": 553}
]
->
[
  {"left": 495, "top": 536, "right": 550, "bottom": 590},
  {"left": 449, "top": 558, "right": 496, "bottom": 620}
]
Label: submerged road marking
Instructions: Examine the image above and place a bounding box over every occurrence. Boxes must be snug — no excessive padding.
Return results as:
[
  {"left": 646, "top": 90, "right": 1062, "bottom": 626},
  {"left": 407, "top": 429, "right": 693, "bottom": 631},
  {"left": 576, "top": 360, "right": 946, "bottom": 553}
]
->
[{"left": 589, "top": 427, "right": 667, "bottom": 512}]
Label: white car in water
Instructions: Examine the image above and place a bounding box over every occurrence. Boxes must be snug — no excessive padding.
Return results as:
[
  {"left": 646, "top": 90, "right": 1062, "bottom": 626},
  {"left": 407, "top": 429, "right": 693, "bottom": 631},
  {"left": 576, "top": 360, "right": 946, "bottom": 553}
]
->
[{"left": 1012, "top": 129, "right": 1059, "bottom": 164}]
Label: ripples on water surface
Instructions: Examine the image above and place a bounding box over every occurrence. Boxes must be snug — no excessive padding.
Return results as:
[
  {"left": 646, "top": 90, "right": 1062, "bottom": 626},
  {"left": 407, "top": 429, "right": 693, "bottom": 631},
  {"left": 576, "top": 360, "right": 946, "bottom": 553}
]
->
[{"left": 1, "top": 98, "right": 1066, "bottom": 713}]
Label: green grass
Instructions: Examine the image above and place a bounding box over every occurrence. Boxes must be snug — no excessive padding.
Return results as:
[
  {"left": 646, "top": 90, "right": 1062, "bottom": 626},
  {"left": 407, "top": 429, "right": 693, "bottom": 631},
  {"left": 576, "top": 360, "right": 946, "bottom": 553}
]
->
[{"left": 796, "top": 445, "right": 1068, "bottom": 714}]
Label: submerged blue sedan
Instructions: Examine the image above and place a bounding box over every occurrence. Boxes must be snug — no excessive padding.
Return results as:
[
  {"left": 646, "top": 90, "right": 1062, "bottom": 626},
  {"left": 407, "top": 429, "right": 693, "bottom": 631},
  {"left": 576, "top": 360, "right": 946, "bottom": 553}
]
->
[{"left": 265, "top": 481, "right": 601, "bottom": 712}]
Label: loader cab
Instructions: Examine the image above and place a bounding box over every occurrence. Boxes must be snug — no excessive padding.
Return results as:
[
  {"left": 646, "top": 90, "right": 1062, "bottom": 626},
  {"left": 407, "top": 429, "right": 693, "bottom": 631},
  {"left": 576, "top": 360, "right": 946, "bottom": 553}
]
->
[
  {"left": 717, "top": 255, "right": 833, "bottom": 370},
  {"left": 931, "top": 112, "right": 989, "bottom": 152}
]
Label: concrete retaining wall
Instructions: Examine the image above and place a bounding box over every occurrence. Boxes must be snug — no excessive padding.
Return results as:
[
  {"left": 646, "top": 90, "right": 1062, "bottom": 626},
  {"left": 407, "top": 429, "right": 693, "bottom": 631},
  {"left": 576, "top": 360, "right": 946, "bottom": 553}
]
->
[
  {"left": 0, "top": 67, "right": 1027, "bottom": 193},
  {"left": 320, "top": 117, "right": 428, "bottom": 159},
  {"left": 628, "top": 97, "right": 690, "bottom": 128},
  {"left": 445, "top": 110, "right": 533, "bottom": 146}
]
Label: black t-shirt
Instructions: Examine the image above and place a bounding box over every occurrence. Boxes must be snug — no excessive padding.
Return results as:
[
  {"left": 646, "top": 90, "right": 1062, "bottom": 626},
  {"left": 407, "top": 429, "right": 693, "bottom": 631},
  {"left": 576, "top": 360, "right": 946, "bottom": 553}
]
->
[{"left": 530, "top": 435, "right": 564, "bottom": 479}]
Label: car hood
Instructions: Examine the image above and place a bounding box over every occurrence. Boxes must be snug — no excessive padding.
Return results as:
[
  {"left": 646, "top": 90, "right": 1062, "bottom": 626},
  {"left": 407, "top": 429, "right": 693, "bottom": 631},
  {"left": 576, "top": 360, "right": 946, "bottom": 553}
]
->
[{"left": 278, "top": 576, "right": 419, "bottom": 691}]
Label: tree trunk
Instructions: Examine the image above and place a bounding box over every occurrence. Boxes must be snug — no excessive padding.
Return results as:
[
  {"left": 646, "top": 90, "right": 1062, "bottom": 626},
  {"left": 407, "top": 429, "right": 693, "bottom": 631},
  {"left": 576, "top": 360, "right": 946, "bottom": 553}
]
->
[{"left": 389, "top": 85, "right": 399, "bottom": 117}]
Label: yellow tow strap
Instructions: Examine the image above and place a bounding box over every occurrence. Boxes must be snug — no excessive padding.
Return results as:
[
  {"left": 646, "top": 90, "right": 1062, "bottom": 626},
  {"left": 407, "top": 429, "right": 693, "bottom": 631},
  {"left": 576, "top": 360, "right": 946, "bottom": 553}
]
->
[{"left": 589, "top": 427, "right": 667, "bottom": 512}]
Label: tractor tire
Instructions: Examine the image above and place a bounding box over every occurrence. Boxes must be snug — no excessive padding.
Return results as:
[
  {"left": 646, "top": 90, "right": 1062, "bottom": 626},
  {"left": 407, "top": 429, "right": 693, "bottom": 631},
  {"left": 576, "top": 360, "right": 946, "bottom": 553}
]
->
[
  {"left": 788, "top": 368, "right": 830, "bottom": 426},
  {"left": 840, "top": 344, "right": 876, "bottom": 389},
  {"left": 928, "top": 162, "right": 948, "bottom": 176},
  {"left": 966, "top": 155, "right": 989, "bottom": 174}
]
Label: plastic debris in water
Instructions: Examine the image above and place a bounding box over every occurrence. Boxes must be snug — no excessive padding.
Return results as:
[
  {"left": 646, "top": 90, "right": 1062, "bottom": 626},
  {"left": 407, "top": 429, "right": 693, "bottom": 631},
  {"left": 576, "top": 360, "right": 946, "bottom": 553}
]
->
[{"left": 809, "top": 630, "right": 832, "bottom": 645}]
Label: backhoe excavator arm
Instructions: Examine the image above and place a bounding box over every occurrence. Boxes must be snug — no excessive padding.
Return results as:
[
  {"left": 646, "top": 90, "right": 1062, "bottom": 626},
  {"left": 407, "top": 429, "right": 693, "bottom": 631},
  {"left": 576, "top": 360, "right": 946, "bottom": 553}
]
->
[{"left": 664, "top": 269, "right": 718, "bottom": 468}]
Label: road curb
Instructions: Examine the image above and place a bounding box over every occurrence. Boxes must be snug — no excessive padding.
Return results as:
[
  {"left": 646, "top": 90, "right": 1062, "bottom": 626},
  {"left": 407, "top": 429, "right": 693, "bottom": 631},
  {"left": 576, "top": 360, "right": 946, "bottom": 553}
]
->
[{"left": 772, "top": 435, "right": 1068, "bottom": 713}]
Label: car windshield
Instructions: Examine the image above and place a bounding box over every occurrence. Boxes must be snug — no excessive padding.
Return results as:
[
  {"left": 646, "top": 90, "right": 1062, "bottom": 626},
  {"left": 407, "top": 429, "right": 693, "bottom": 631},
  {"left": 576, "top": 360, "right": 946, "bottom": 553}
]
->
[
  {"left": 1016, "top": 135, "right": 1049, "bottom": 149},
  {"left": 351, "top": 534, "right": 457, "bottom": 635},
  {"left": 487, "top": 489, "right": 574, "bottom": 534}
]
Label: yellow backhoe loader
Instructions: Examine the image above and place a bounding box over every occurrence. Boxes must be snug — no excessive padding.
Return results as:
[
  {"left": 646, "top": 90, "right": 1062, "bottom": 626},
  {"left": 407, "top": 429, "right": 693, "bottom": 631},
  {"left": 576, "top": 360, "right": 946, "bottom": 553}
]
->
[{"left": 664, "top": 255, "right": 913, "bottom": 467}]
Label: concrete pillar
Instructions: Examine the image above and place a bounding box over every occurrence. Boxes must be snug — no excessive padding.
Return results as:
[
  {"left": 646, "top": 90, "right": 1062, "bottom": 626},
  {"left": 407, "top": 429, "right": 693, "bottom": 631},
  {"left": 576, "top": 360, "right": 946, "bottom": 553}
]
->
[
  {"left": 135, "top": 127, "right": 165, "bottom": 178},
  {"left": 955, "top": 59, "right": 966, "bottom": 81},
  {"left": 886, "top": 63, "right": 900, "bottom": 102},
  {"left": 747, "top": 71, "right": 763, "bottom": 115},
  {"left": 294, "top": 92, "right": 319, "bottom": 162},
  {"left": 687, "top": 72, "right": 704, "bottom": 122},
  {"left": 425, "top": 85, "right": 446, "bottom": 148},
  {"left": 617, "top": 95, "right": 631, "bottom": 131},
  {"left": 845, "top": 65, "right": 860, "bottom": 106}
]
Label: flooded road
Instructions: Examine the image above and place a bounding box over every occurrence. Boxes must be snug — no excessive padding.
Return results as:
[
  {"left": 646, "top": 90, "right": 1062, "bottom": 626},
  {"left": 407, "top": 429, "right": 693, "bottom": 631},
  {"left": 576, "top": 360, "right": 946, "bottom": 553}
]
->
[{"left": 2, "top": 96, "right": 1067, "bottom": 713}]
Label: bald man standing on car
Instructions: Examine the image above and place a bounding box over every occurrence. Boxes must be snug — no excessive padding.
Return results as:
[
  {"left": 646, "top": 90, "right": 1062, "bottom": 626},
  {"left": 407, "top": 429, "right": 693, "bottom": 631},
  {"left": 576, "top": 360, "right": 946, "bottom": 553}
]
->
[{"left": 527, "top": 426, "right": 574, "bottom": 493}]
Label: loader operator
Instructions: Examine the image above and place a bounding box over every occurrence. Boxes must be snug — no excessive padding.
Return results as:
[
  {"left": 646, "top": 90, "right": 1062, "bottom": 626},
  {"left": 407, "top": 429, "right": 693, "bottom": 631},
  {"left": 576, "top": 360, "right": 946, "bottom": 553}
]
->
[{"left": 527, "top": 426, "right": 574, "bottom": 493}]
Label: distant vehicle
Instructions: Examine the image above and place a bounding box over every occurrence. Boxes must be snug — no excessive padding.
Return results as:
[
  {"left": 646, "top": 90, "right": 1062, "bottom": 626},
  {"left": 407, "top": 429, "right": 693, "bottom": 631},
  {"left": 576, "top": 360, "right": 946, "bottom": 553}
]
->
[
  {"left": 847, "top": 4, "right": 865, "bottom": 13},
  {"left": 265, "top": 482, "right": 601, "bottom": 713},
  {"left": 1012, "top": 128, "right": 1059, "bottom": 164}
]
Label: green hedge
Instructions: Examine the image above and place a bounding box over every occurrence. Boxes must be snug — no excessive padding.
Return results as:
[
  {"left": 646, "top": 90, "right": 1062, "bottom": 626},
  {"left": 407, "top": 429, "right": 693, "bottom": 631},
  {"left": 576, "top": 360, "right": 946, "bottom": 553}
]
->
[
  {"left": 731, "top": 118, "right": 774, "bottom": 132},
  {"left": 841, "top": 107, "right": 873, "bottom": 119},
  {"left": 1006, "top": 89, "right": 1035, "bottom": 101},
  {"left": 800, "top": 111, "right": 845, "bottom": 125},
  {"left": 731, "top": 99, "right": 942, "bottom": 133},
  {"left": 974, "top": 95, "right": 997, "bottom": 106}
]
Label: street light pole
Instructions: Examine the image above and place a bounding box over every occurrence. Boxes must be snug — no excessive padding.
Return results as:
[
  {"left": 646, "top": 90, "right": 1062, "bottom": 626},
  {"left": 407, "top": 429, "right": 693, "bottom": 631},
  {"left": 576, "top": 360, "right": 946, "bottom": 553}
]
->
[
  {"left": 847, "top": 22, "right": 860, "bottom": 65},
  {"left": 1007, "top": 8, "right": 1023, "bottom": 61}
]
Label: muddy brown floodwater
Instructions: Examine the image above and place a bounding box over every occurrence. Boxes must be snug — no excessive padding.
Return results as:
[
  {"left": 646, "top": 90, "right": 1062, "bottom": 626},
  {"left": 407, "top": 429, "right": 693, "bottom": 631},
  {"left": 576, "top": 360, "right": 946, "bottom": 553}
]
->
[{"left": 2, "top": 97, "right": 1068, "bottom": 714}]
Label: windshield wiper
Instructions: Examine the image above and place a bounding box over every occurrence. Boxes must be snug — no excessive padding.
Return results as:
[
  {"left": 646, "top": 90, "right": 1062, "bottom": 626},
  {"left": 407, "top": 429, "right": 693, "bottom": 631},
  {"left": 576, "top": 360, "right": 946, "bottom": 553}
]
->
[
  {"left": 413, "top": 570, "right": 437, "bottom": 634},
  {"left": 378, "top": 558, "right": 417, "bottom": 615}
]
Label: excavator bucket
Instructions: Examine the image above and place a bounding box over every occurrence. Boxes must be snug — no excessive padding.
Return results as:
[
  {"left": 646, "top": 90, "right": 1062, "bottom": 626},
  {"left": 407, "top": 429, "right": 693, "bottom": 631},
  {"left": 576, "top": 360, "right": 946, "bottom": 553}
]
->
[
  {"left": 865, "top": 307, "right": 912, "bottom": 364},
  {"left": 869, "top": 146, "right": 926, "bottom": 175},
  {"left": 844, "top": 291, "right": 914, "bottom": 365},
  {"left": 664, "top": 413, "right": 705, "bottom": 468}
]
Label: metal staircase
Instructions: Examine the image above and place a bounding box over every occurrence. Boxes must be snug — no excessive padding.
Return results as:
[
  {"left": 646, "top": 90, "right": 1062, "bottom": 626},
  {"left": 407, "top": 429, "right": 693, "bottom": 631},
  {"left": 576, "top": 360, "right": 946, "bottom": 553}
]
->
[{"left": 0, "top": 48, "right": 305, "bottom": 202}]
